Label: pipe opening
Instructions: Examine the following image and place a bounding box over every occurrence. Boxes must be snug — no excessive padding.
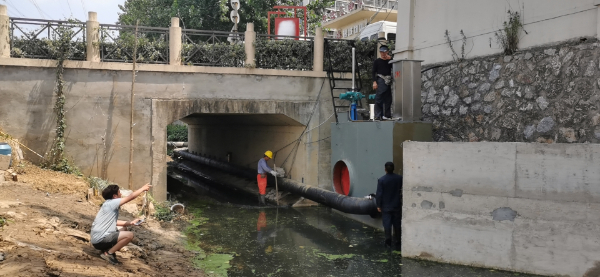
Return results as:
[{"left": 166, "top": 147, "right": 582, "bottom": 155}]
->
[{"left": 333, "top": 160, "right": 350, "bottom": 196}]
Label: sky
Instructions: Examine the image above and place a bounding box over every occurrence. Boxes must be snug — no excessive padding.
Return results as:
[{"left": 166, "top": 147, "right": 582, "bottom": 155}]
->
[{"left": 2, "top": 0, "right": 125, "bottom": 24}]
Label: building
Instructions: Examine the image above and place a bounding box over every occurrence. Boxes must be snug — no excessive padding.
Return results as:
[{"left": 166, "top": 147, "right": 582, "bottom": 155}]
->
[{"left": 320, "top": 0, "right": 398, "bottom": 39}]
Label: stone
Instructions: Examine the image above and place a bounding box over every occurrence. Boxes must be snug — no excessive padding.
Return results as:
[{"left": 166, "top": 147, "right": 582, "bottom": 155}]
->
[
  {"left": 595, "top": 128, "right": 600, "bottom": 139},
  {"left": 584, "top": 60, "right": 596, "bottom": 77},
  {"left": 524, "top": 87, "right": 535, "bottom": 99},
  {"left": 549, "top": 56, "right": 561, "bottom": 76},
  {"left": 537, "top": 117, "right": 555, "bottom": 133},
  {"left": 478, "top": 82, "right": 492, "bottom": 92},
  {"left": 544, "top": 49, "right": 556, "bottom": 56},
  {"left": 489, "top": 64, "right": 502, "bottom": 81},
  {"left": 524, "top": 125, "right": 536, "bottom": 139},
  {"left": 0, "top": 156, "right": 10, "bottom": 171},
  {"left": 427, "top": 88, "right": 437, "bottom": 103},
  {"left": 461, "top": 77, "right": 470, "bottom": 83},
  {"left": 592, "top": 113, "right": 600, "bottom": 126},
  {"left": 422, "top": 104, "right": 431, "bottom": 114},
  {"left": 483, "top": 105, "right": 493, "bottom": 114},
  {"left": 524, "top": 52, "right": 533, "bottom": 60},
  {"left": 536, "top": 137, "right": 554, "bottom": 144},
  {"left": 430, "top": 105, "right": 440, "bottom": 115},
  {"left": 463, "top": 96, "right": 472, "bottom": 104},
  {"left": 459, "top": 105, "right": 468, "bottom": 115},
  {"left": 536, "top": 96, "right": 549, "bottom": 110},
  {"left": 468, "top": 82, "right": 478, "bottom": 89},
  {"left": 441, "top": 108, "right": 452, "bottom": 116},
  {"left": 424, "top": 81, "right": 433, "bottom": 89},
  {"left": 494, "top": 80, "right": 505, "bottom": 89},
  {"left": 520, "top": 103, "right": 533, "bottom": 111},
  {"left": 503, "top": 56, "right": 512, "bottom": 63},
  {"left": 509, "top": 79, "right": 515, "bottom": 87},
  {"left": 471, "top": 103, "right": 482, "bottom": 112},
  {"left": 443, "top": 86, "right": 450, "bottom": 95},
  {"left": 563, "top": 52, "right": 574, "bottom": 63},
  {"left": 501, "top": 89, "right": 515, "bottom": 97},
  {"left": 491, "top": 128, "right": 501, "bottom": 140},
  {"left": 473, "top": 93, "right": 481, "bottom": 102},
  {"left": 560, "top": 128, "right": 577, "bottom": 142},
  {"left": 484, "top": 92, "right": 496, "bottom": 102},
  {"left": 438, "top": 95, "right": 446, "bottom": 105},
  {"left": 445, "top": 94, "right": 459, "bottom": 107}
]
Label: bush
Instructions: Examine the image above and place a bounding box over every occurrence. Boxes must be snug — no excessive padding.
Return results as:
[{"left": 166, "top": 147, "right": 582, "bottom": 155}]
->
[
  {"left": 255, "top": 38, "right": 314, "bottom": 70},
  {"left": 167, "top": 124, "right": 188, "bottom": 142}
]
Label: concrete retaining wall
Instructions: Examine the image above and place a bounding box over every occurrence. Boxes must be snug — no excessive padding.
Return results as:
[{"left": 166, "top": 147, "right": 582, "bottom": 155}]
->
[{"left": 402, "top": 141, "right": 600, "bottom": 276}]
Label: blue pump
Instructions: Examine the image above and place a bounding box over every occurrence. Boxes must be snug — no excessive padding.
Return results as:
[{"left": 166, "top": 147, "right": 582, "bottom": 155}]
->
[{"left": 339, "top": 91, "right": 365, "bottom": 120}]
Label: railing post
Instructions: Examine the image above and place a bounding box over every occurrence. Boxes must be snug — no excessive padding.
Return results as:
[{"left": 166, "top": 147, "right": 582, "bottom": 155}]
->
[
  {"left": 0, "top": 5, "right": 9, "bottom": 58},
  {"left": 169, "top": 17, "right": 182, "bottom": 65},
  {"left": 313, "top": 27, "right": 324, "bottom": 72},
  {"left": 244, "top": 23, "right": 255, "bottom": 66},
  {"left": 86, "top": 12, "right": 100, "bottom": 62}
]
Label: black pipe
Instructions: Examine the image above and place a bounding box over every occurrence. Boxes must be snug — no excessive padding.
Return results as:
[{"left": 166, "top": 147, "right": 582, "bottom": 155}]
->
[{"left": 173, "top": 150, "right": 378, "bottom": 216}]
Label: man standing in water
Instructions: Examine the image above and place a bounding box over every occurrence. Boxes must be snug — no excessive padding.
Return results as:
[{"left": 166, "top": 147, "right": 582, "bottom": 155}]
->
[
  {"left": 90, "top": 183, "right": 151, "bottom": 264},
  {"left": 376, "top": 162, "right": 402, "bottom": 250},
  {"left": 257, "top": 150, "right": 278, "bottom": 205},
  {"left": 372, "top": 45, "right": 393, "bottom": 120}
]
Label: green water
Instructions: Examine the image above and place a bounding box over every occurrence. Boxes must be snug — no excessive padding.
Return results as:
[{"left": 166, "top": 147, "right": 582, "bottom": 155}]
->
[{"left": 182, "top": 202, "right": 537, "bottom": 277}]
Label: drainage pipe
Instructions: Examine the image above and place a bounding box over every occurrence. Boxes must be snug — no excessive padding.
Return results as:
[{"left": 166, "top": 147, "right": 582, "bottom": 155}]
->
[{"left": 173, "top": 150, "right": 378, "bottom": 216}]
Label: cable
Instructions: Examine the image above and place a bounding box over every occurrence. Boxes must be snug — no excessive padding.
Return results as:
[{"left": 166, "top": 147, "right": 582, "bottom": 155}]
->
[
  {"left": 65, "top": 0, "right": 73, "bottom": 17},
  {"left": 28, "top": 0, "right": 46, "bottom": 18},
  {"left": 80, "top": 0, "right": 87, "bottom": 16},
  {"left": 3, "top": 0, "right": 25, "bottom": 17}
]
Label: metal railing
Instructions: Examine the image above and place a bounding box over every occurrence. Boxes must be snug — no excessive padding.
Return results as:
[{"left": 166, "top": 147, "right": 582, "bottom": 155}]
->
[
  {"left": 9, "top": 17, "right": 86, "bottom": 60},
  {"left": 99, "top": 24, "right": 170, "bottom": 64},
  {"left": 255, "top": 34, "right": 314, "bottom": 71},
  {"left": 182, "top": 29, "right": 245, "bottom": 67}
]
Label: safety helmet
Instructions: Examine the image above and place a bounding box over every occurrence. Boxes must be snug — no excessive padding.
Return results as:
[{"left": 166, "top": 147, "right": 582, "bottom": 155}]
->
[{"left": 264, "top": 150, "right": 273, "bottom": 159}]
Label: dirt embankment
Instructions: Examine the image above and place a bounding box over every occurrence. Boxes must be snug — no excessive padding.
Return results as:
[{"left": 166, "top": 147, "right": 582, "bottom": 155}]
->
[{"left": 0, "top": 163, "right": 205, "bottom": 277}]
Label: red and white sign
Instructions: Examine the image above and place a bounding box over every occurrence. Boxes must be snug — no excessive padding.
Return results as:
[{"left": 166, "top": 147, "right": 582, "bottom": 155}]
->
[{"left": 275, "top": 17, "right": 300, "bottom": 39}]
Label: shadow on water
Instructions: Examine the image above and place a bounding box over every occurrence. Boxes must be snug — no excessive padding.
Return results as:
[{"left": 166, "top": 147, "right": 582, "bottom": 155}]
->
[{"left": 167, "top": 170, "right": 542, "bottom": 277}]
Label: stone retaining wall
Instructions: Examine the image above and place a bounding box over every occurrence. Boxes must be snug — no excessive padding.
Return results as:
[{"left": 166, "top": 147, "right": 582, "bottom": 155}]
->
[{"left": 421, "top": 38, "right": 600, "bottom": 144}]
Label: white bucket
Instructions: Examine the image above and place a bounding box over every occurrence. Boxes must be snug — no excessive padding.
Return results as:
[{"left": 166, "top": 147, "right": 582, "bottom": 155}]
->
[{"left": 369, "top": 104, "right": 375, "bottom": 120}]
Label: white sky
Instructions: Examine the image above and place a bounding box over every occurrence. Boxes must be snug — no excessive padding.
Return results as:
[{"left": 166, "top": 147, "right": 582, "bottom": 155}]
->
[{"left": 2, "top": 0, "right": 125, "bottom": 24}]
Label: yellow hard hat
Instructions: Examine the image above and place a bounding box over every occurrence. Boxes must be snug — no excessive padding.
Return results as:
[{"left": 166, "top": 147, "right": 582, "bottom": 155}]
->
[{"left": 264, "top": 150, "right": 273, "bottom": 159}]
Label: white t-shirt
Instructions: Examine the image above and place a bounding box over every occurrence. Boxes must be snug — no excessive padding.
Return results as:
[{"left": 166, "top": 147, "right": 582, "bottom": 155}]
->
[{"left": 90, "top": 199, "right": 120, "bottom": 244}]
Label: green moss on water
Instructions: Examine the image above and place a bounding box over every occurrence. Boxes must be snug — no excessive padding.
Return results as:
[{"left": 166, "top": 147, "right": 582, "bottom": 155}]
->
[
  {"left": 317, "top": 253, "right": 356, "bottom": 260},
  {"left": 193, "top": 253, "right": 234, "bottom": 277}
]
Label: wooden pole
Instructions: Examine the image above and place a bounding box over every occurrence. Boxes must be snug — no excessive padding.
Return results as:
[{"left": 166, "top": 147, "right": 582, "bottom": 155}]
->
[{"left": 128, "top": 20, "right": 139, "bottom": 190}]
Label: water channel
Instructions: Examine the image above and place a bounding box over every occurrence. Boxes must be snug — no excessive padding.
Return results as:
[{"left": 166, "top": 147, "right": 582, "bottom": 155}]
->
[{"left": 168, "top": 171, "right": 540, "bottom": 277}]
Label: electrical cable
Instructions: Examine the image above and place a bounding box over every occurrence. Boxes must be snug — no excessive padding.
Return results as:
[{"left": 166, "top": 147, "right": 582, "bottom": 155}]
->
[
  {"left": 66, "top": 0, "right": 73, "bottom": 17},
  {"left": 3, "top": 0, "right": 25, "bottom": 17},
  {"left": 80, "top": 0, "right": 87, "bottom": 16},
  {"left": 28, "top": 0, "right": 46, "bottom": 19}
]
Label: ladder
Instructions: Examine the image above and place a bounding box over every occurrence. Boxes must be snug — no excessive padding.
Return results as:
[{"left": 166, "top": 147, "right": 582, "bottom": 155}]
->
[{"left": 324, "top": 39, "right": 364, "bottom": 124}]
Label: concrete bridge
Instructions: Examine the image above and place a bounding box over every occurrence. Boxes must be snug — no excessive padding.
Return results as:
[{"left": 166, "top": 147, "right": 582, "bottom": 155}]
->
[{"left": 0, "top": 58, "right": 333, "bottom": 201}]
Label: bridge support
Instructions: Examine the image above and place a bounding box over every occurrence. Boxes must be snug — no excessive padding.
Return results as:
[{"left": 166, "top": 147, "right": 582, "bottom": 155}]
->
[
  {"left": 0, "top": 5, "right": 9, "bottom": 58},
  {"left": 245, "top": 23, "right": 256, "bottom": 66},
  {"left": 169, "top": 18, "right": 182, "bottom": 65},
  {"left": 313, "top": 27, "right": 324, "bottom": 72}
]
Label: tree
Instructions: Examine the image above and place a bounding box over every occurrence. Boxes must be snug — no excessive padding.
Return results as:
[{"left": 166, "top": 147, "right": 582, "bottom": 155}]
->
[{"left": 117, "top": 0, "right": 333, "bottom": 34}]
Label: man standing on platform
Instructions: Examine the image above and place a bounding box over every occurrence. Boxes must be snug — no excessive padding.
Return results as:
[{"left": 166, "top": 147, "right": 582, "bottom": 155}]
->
[{"left": 372, "top": 45, "right": 393, "bottom": 120}]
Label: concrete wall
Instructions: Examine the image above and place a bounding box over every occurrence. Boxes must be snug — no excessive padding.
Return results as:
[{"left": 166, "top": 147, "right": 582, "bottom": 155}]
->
[
  {"left": 0, "top": 58, "right": 333, "bottom": 200},
  {"left": 402, "top": 141, "right": 600, "bottom": 277},
  {"left": 395, "top": 0, "right": 600, "bottom": 65}
]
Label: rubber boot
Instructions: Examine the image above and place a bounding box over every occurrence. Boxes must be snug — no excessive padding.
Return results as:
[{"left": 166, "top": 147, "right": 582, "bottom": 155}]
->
[
  {"left": 259, "top": 195, "right": 266, "bottom": 206},
  {"left": 384, "top": 228, "right": 392, "bottom": 248},
  {"left": 393, "top": 227, "right": 401, "bottom": 251}
]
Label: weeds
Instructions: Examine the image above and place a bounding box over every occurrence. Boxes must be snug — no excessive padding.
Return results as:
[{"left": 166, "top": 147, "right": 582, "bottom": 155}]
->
[
  {"left": 444, "top": 29, "right": 468, "bottom": 61},
  {"left": 153, "top": 202, "right": 175, "bottom": 222},
  {"left": 0, "top": 215, "right": 12, "bottom": 229},
  {"left": 495, "top": 10, "right": 525, "bottom": 55}
]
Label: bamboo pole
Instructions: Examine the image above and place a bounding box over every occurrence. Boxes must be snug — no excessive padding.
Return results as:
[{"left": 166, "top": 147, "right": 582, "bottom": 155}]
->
[
  {"left": 128, "top": 20, "right": 139, "bottom": 190},
  {"left": 274, "top": 158, "right": 279, "bottom": 206}
]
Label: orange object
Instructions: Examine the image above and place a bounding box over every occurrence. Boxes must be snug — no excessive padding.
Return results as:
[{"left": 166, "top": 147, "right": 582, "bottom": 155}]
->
[
  {"left": 257, "top": 212, "right": 267, "bottom": 231},
  {"left": 257, "top": 174, "right": 267, "bottom": 195}
]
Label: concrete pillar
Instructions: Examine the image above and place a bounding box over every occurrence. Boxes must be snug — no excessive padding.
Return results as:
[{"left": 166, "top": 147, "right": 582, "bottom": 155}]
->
[
  {"left": 313, "top": 27, "right": 324, "bottom": 72},
  {"left": 169, "top": 17, "right": 182, "bottom": 65},
  {"left": 0, "top": 5, "right": 10, "bottom": 58},
  {"left": 86, "top": 12, "right": 100, "bottom": 62},
  {"left": 245, "top": 23, "right": 256, "bottom": 66},
  {"left": 394, "top": 0, "right": 415, "bottom": 59},
  {"left": 596, "top": 1, "right": 600, "bottom": 40}
]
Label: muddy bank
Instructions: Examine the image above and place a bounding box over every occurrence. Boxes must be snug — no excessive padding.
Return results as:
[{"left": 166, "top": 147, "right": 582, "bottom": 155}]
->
[{"left": 0, "top": 163, "right": 205, "bottom": 277}]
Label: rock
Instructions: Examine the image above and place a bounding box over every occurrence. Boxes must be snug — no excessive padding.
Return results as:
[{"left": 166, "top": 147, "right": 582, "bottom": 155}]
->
[
  {"left": 560, "top": 128, "right": 577, "bottom": 142},
  {"left": 491, "top": 128, "right": 501, "bottom": 140},
  {"left": 503, "top": 56, "right": 512, "bottom": 63},
  {"left": 562, "top": 52, "right": 574, "bottom": 63},
  {"left": 430, "top": 105, "right": 440, "bottom": 115},
  {"left": 445, "top": 94, "right": 459, "bottom": 107},
  {"left": 544, "top": 49, "right": 556, "bottom": 56},
  {"left": 0, "top": 252, "right": 5, "bottom": 262},
  {"left": 148, "top": 202, "right": 156, "bottom": 216},
  {"left": 422, "top": 104, "right": 431, "bottom": 114},
  {"left": 524, "top": 52, "right": 533, "bottom": 60},
  {"left": 494, "top": 80, "right": 505, "bottom": 89},
  {"left": 501, "top": 89, "right": 515, "bottom": 97},
  {"left": 478, "top": 83, "right": 492, "bottom": 92},
  {"left": 509, "top": 79, "right": 515, "bottom": 87},
  {"left": 595, "top": 128, "right": 600, "bottom": 139},
  {"left": 483, "top": 105, "right": 493, "bottom": 114},
  {"left": 437, "top": 95, "right": 446, "bottom": 105},
  {"left": 536, "top": 96, "right": 549, "bottom": 110},
  {"left": 471, "top": 103, "right": 482, "bottom": 112},
  {"left": 584, "top": 60, "right": 596, "bottom": 77},
  {"left": 459, "top": 105, "right": 468, "bottom": 115},
  {"left": 484, "top": 92, "right": 496, "bottom": 102},
  {"left": 468, "top": 83, "right": 478, "bottom": 89},
  {"left": 463, "top": 96, "right": 472, "bottom": 104},
  {"left": 537, "top": 117, "right": 555, "bottom": 133},
  {"left": 520, "top": 103, "right": 533, "bottom": 111},
  {"left": 441, "top": 108, "right": 452, "bottom": 116},
  {"left": 524, "top": 87, "right": 535, "bottom": 99},
  {"left": 426, "top": 88, "right": 437, "bottom": 103},
  {"left": 524, "top": 125, "right": 536, "bottom": 139},
  {"left": 536, "top": 137, "right": 554, "bottom": 144},
  {"left": 592, "top": 114, "right": 600, "bottom": 126},
  {"left": 423, "top": 81, "right": 433, "bottom": 89},
  {"left": 443, "top": 86, "right": 450, "bottom": 95},
  {"left": 461, "top": 77, "right": 470, "bottom": 84},
  {"left": 473, "top": 93, "right": 481, "bottom": 102},
  {"left": 489, "top": 64, "right": 502, "bottom": 81},
  {"left": 121, "top": 202, "right": 139, "bottom": 215},
  {"left": 0, "top": 155, "right": 10, "bottom": 171}
]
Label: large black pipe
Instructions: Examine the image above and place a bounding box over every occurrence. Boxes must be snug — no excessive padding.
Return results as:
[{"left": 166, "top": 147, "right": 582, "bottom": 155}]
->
[{"left": 173, "top": 150, "right": 378, "bottom": 216}]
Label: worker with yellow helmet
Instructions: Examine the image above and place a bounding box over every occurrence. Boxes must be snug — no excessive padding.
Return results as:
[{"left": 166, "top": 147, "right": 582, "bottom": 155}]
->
[{"left": 257, "top": 150, "right": 278, "bottom": 205}]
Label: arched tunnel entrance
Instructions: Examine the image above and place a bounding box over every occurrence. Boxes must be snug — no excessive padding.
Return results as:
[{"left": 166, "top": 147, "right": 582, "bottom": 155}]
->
[{"left": 150, "top": 99, "right": 324, "bottom": 202}]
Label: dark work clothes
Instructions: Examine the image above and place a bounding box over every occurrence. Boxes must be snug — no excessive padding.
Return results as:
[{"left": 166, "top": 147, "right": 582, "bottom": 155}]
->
[
  {"left": 376, "top": 172, "right": 403, "bottom": 231},
  {"left": 376, "top": 173, "right": 403, "bottom": 212},
  {"left": 375, "top": 79, "right": 392, "bottom": 119},
  {"left": 372, "top": 58, "right": 393, "bottom": 81}
]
